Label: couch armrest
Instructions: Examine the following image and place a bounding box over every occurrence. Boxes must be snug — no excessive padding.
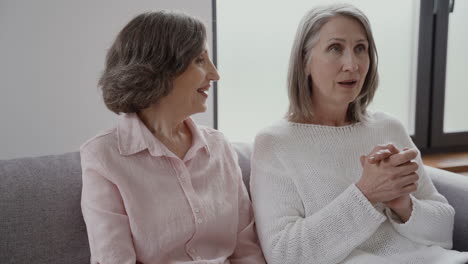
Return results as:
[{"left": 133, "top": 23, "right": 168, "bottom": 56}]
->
[{"left": 425, "top": 165, "right": 468, "bottom": 252}]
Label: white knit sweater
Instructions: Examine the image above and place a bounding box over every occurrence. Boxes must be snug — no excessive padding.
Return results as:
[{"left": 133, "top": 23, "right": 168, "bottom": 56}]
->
[{"left": 251, "top": 112, "right": 468, "bottom": 264}]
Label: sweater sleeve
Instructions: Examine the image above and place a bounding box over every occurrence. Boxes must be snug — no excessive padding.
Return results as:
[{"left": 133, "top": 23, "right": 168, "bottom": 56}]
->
[
  {"left": 250, "top": 133, "right": 386, "bottom": 264},
  {"left": 384, "top": 119, "right": 455, "bottom": 248},
  {"left": 80, "top": 147, "right": 136, "bottom": 264}
]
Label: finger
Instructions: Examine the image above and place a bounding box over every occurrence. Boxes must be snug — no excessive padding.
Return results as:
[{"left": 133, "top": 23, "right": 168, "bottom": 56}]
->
[
  {"left": 367, "top": 143, "right": 400, "bottom": 163},
  {"left": 368, "top": 144, "right": 389, "bottom": 156},
  {"left": 368, "top": 143, "right": 399, "bottom": 156},
  {"left": 394, "top": 161, "right": 419, "bottom": 177},
  {"left": 400, "top": 182, "right": 418, "bottom": 195},
  {"left": 396, "top": 172, "right": 419, "bottom": 188},
  {"left": 385, "top": 144, "right": 400, "bottom": 155},
  {"left": 365, "top": 146, "right": 387, "bottom": 164},
  {"left": 388, "top": 148, "right": 418, "bottom": 167},
  {"left": 370, "top": 149, "right": 393, "bottom": 163}
]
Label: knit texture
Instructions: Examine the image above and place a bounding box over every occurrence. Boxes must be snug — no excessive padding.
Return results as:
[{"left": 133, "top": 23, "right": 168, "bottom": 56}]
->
[{"left": 251, "top": 111, "right": 468, "bottom": 264}]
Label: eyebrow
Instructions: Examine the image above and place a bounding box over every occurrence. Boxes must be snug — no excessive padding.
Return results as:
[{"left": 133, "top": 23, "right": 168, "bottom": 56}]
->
[
  {"left": 327, "top": 38, "right": 368, "bottom": 43},
  {"left": 198, "top": 49, "right": 208, "bottom": 56}
]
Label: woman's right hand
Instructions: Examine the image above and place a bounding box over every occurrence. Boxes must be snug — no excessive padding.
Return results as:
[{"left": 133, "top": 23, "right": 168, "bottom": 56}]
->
[{"left": 356, "top": 144, "right": 419, "bottom": 204}]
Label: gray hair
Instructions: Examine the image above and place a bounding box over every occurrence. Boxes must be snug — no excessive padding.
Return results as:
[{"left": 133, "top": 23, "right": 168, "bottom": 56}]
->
[
  {"left": 99, "top": 11, "right": 207, "bottom": 114},
  {"left": 286, "top": 4, "right": 379, "bottom": 123}
]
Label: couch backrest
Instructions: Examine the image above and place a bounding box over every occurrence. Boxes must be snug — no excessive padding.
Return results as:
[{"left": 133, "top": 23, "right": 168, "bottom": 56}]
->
[
  {"left": 0, "top": 145, "right": 256, "bottom": 264},
  {"left": 0, "top": 152, "right": 89, "bottom": 264},
  {"left": 232, "top": 142, "right": 253, "bottom": 194},
  {"left": 1, "top": 144, "right": 467, "bottom": 264}
]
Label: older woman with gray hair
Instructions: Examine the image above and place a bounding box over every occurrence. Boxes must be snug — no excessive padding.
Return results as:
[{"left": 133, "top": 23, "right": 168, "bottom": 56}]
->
[
  {"left": 251, "top": 4, "right": 468, "bottom": 264},
  {"left": 80, "top": 11, "right": 265, "bottom": 264}
]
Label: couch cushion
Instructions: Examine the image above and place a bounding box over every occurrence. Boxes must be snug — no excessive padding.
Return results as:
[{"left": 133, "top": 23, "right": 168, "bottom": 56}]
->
[
  {"left": 0, "top": 152, "right": 89, "bottom": 264},
  {"left": 426, "top": 166, "right": 468, "bottom": 252}
]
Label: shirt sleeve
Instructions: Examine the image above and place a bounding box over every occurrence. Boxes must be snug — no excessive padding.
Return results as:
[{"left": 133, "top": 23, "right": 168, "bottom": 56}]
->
[
  {"left": 384, "top": 121, "right": 455, "bottom": 248},
  {"left": 250, "top": 133, "right": 386, "bottom": 264},
  {"left": 226, "top": 142, "right": 266, "bottom": 264},
  {"left": 80, "top": 147, "right": 136, "bottom": 264}
]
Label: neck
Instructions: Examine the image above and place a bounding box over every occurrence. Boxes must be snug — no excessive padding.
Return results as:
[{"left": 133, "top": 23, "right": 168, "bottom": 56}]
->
[
  {"left": 137, "top": 102, "right": 189, "bottom": 140},
  {"left": 310, "top": 101, "right": 350, "bottom": 126}
]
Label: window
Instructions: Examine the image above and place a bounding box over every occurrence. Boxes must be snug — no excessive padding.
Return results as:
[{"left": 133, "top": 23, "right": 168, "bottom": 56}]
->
[
  {"left": 415, "top": 0, "right": 468, "bottom": 151},
  {"left": 213, "top": 0, "right": 468, "bottom": 152}
]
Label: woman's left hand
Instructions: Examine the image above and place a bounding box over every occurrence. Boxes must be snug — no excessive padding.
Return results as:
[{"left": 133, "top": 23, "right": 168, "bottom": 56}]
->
[{"left": 361, "top": 144, "right": 415, "bottom": 222}]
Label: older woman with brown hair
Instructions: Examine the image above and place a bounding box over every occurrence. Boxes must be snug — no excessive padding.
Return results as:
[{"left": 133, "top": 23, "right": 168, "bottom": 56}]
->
[
  {"left": 250, "top": 4, "right": 468, "bottom": 264},
  {"left": 80, "top": 11, "right": 265, "bottom": 264}
]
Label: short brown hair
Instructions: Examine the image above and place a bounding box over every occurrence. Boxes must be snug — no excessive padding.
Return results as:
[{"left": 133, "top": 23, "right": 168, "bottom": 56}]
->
[
  {"left": 286, "top": 4, "right": 379, "bottom": 123},
  {"left": 99, "top": 11, "right": 206, "bottom": 114}
]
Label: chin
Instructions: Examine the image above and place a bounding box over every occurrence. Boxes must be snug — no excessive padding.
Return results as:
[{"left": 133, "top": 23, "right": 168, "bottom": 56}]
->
[
  {"left": 200, "top": 103, "right": 208, "bottom": 112},
  {"left": 191, "top": 105, "right": 207, "bottom": 116}
]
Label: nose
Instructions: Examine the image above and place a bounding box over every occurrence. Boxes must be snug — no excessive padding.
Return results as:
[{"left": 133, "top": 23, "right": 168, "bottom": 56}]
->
[
  {"left": 342, "top": 51, "right": 359, "bottom": 72},
  {"left": 208, "top": 58, "right": 220, "bottom": 81}
]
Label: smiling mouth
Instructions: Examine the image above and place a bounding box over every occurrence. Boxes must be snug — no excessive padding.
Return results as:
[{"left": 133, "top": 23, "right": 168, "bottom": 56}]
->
[{"left": 197, "top": 88, "right": 209, "bottom": 97}]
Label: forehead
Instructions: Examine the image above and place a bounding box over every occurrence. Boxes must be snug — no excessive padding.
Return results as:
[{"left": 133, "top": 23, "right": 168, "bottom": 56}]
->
[{"left": 318, "top": 15, "right": 367, "bottom": 41}]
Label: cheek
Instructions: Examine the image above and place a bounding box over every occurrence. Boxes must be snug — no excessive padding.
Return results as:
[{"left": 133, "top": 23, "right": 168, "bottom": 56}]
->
[
  {"left": 310, "top": 58, "right": 337, "bottom": 77},
  {"left": 361, "top": 57, "right": 370, "bottom": 75},
  {"left": 360, "top": 66, "right": 370, "bottom": 84},
  {"left": 314, "top": 63, "right": 339, "bottom": 85}
]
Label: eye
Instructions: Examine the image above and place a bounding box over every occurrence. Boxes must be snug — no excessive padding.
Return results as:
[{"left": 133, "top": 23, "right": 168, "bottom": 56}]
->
[
  {"left": 328, "top": 44, "right": 342, "bottom": 53},
  {"left": 195, "top": 55, "right": 206, "bottom": 65},
  {"left": 355, "top": 44, "right": 367, "bottom": 53}
]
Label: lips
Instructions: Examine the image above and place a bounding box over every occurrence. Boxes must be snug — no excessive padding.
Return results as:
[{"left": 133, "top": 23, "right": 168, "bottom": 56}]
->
[
  {"left": 337, "top": 79, "right": 358, "bottom": 88},
  {"left": 197, "top": 85, "right": 210, "bottom": 97}
]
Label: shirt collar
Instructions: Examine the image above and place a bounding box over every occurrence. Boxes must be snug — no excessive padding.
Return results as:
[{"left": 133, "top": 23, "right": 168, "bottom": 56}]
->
[
  {"left": 183, "top": 118, "right": 210, "bottom": 160},
  {"left": 117, "top": 113, "right": 210, "bottom": 159}
]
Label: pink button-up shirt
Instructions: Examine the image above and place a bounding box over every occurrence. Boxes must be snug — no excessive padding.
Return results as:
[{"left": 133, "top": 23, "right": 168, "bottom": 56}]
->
[{"left": 80, "top": 113, "right": 265, "bottom": 264}]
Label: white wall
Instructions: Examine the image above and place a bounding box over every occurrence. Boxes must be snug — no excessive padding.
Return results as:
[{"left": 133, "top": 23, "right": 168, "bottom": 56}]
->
[
  {"left": 217, "top": 0, "right": 420, "bottom": 143},
  {"left": 0, "top": 0, "right": 214, "bottom": 159}
]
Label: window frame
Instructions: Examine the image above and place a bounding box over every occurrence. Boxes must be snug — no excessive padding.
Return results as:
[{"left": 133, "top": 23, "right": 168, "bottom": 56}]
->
[{"left": 415, "top": 0, "right": 468, "bottom": 153}]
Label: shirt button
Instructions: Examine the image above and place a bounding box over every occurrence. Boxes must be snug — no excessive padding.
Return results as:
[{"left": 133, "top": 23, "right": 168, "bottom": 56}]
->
[
  {"left": 196, "top": 256, "right": 202, "bottom": 260},
  {"left": 194, "top": 208, "right": 200, "bottom": 213},
  {"left": 197, "top": 218, "right": 203, "bottom": 224}
]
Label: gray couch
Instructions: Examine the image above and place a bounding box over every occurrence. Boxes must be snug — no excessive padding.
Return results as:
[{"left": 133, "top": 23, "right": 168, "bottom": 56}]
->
[{"left": 1, "top": 143, "right": 467, "bottom": 264}]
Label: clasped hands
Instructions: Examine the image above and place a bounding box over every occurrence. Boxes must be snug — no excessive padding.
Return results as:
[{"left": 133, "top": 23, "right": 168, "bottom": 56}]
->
[{"left": 356, "top": 144, "right": 420, "bottom": 222}]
